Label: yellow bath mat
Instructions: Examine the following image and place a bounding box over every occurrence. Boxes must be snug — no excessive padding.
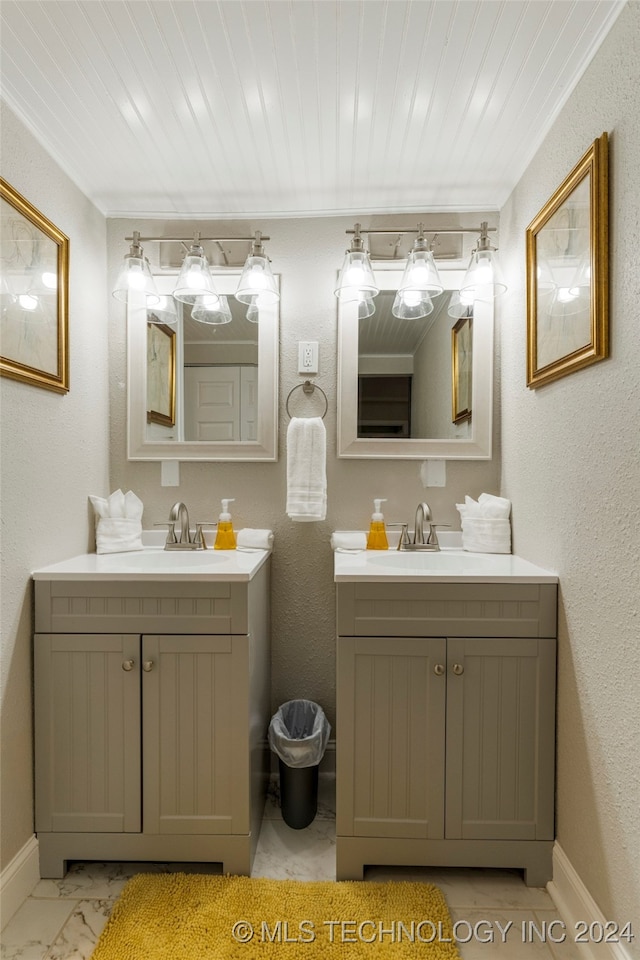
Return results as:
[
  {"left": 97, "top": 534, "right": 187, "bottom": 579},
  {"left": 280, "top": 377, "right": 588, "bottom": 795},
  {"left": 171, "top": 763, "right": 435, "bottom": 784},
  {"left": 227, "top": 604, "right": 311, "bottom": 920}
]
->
[{"left": 90, "top": 873, "right": 461, "bottom": 959}]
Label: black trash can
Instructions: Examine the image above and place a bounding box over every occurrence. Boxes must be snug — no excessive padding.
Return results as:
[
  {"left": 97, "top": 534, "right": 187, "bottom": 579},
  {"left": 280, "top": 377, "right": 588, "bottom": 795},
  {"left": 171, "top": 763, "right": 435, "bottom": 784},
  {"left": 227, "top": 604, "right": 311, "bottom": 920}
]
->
[{"left": 268, "top": 699, "right": 330, "bottom": 830}]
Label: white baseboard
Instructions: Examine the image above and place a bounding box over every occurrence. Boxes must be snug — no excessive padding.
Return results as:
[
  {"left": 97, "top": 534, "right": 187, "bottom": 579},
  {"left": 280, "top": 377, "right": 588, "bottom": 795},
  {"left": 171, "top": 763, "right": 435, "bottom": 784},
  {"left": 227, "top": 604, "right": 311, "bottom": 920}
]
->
[
  {"left": 548, "top": 843, "right": 634, "bottom": 960},
  {"left": 0, "top": 835, "right": 40, "bottom": 930}
]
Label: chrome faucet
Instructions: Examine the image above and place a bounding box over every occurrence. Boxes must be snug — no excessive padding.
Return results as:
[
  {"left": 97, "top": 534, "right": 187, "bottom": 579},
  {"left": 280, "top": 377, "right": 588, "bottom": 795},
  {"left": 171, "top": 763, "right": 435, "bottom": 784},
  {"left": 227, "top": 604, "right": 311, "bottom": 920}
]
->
[
  {"left": 154, "top": 502, "right": 216, "bottom": 550},
  {"left": 396, "top": 501, "right": 450, "bottom": 552},
  {"left": 170, "top": 501, "right": 190, "bottom": 544}
]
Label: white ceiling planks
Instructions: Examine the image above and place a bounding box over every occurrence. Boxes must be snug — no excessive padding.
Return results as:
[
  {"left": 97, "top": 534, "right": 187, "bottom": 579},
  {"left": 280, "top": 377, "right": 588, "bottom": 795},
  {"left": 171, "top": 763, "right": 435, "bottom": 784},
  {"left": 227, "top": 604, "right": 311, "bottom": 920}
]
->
[{"left": 0, "top": 0, "right": 625, "bottom": 218}]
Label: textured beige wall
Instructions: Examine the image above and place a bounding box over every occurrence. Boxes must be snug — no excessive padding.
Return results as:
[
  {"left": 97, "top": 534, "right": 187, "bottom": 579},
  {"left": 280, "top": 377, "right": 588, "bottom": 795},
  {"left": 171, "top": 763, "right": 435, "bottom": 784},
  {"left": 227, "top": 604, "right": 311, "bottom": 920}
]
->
[
  {"left": 498, "top": 1, "right": 640, "bottom": 944},
  {"left": 0, "top": 104, "right": 110, "bottom": 869},
  {"left": 107, "top": 211, "right": 501, "bottom": 726}
]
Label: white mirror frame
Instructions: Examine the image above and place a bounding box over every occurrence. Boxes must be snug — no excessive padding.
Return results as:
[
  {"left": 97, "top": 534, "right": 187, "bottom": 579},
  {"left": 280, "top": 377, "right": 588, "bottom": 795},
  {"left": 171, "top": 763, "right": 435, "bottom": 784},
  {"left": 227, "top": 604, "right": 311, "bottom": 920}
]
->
[
  {"left": 127, "top": 273, "right": 279, "bottom": 461},
  {"left": 337, "top": 267, "right": 493, "bottom": 459}
]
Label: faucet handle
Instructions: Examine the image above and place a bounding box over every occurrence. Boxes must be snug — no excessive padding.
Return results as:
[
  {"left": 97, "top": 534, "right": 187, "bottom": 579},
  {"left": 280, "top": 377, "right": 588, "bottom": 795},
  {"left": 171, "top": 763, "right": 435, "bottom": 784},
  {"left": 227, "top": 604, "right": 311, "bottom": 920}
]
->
[
  {"left": 153, "top": 520, "right": 177, "bottom": 544},
  {"left": 193, "top": 521, "right": 217, "bottom": 549},
  {"left": 426, "top": 521, "right": 451, "bottom": 547},
  {"left": 387, "top": 522, "right": 411, "bottom": 550}
]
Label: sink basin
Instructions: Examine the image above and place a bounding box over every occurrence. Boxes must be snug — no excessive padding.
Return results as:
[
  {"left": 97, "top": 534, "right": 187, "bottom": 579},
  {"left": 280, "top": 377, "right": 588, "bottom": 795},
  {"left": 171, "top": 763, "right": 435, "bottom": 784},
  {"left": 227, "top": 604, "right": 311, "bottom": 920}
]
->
[
  {"left": 366, "top": 551, "right": 497, "bottom": 573},
  {"left": 101, "top": 549, "right": 229, "bottom": 571},
  {"left": 32, "top": 545, "right": 271, "bottom": 582},
  {"left": 334, "top": 546, "right": 558, "bottom": 582}
]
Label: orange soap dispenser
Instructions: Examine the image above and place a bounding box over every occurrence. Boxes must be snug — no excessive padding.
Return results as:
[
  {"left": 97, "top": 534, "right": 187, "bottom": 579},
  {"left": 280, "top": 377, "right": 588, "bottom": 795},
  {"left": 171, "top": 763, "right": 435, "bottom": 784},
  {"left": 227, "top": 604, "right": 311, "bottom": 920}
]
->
[
  {"left": 214, "top": 498, "right": 237, "bottom": 550},
  {"left": 366, "top": 498, "right": 389, "bottom": 550}
]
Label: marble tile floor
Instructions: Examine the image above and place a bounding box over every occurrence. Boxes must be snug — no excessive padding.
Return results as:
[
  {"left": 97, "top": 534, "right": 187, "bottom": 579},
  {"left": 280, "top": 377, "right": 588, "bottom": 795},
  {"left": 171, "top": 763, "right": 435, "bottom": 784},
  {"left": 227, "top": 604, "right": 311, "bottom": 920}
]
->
[{"left": 1, "top": 776, "right": 579, "bottom": 960}]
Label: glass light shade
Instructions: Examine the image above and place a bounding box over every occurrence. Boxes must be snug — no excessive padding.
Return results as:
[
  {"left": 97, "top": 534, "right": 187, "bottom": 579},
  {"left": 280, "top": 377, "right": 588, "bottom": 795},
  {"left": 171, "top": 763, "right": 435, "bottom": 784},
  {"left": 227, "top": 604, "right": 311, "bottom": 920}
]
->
[
  {"left": 447, "top": 289, "right": 474, "bottom": 319},
  {"left": 398, "top": 249, "right": 443, "bottom": 298},
  {"left": 460, "top": 248, "right": 507, "bottom": 299},
  {"left": 246, "top": 297, "right": 259, "bottom": 323},
  {"left": 569, "top": 257, "right": 591, "bottom": 296},
  {"left": 113, "top": 255, "right": 160, "bottom": 304},
  {"left": 173, "top": 251, "right": 218, "bottom": 304},
  {"left": 392, "top": 289, "right": 434, "bottom": 320},
  {"left": 147, "top": 295, "right": 178, "bottom": 325},
  {"left": 235, "top": 255, "right": 280, "bottom": 305},
  {"left": 192, "top": 294, "right": 233, "bottom": 325},
  {"left": 334, "top": 250, "right": 379, "bottom": 301},
  {"left": 358, "top": 293, "right": 376, "bottom": 319}
]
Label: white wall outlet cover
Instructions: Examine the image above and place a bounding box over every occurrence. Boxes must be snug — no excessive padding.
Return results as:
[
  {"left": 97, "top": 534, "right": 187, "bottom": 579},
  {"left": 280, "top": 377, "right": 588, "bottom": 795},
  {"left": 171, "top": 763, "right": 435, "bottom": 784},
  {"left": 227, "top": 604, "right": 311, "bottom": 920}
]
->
[{"left": 298, "top": 340, "right": 319, "bottom": 375}]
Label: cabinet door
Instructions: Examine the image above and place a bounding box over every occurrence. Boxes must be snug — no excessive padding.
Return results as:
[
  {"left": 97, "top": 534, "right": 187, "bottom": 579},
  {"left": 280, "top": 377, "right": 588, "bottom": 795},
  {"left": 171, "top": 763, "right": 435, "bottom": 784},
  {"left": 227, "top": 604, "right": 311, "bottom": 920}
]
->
[
  {"left": 337, "top": 636, "right": 446, "bottom": 839},
  {"left": 34, "top": 633, "right": 141, "bottom": 833},
  {"left": 445, "top": 637, "right": 556, "bottom": 841},
  {"left": 142, "top": 635, "right": 249, "bottom": 836}
]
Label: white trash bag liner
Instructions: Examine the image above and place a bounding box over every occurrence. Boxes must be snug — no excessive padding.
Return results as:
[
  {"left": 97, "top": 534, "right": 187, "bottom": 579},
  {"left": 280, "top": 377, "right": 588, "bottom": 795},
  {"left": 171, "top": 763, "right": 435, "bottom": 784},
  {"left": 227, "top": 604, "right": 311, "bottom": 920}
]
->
[{"left": 268, "top": 699, "right": 330, "bottom": 769}]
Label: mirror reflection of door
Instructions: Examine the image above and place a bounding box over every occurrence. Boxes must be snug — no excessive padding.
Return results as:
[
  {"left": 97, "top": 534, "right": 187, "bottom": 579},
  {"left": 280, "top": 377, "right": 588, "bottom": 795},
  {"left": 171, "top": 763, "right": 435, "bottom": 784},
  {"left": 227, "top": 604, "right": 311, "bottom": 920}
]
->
[
  {"left": 147, "top": 294, "right": 259, "bottom": 442},
  {"left": 357, "top": 290, "right": 472, "bottom": 440}
]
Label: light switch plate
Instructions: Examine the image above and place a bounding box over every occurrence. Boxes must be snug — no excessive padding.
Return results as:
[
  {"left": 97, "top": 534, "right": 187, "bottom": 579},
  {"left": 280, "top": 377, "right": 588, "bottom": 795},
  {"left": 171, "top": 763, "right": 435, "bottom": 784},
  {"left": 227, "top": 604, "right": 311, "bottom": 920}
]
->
[
  {"left": 420, "top": 460, "right": 446, "bottom": 487},
  {"left": 161, "top": 460, "right": 180, "bottom": 486},
  {"left": 298, "top": 341, "right": 319, "bottom": 375}
]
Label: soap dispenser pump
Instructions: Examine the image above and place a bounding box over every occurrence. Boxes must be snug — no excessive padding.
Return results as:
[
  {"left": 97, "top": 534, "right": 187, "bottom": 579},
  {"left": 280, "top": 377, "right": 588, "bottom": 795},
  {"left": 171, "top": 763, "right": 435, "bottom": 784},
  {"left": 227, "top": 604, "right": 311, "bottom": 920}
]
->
[
  {"left": 367, "top": 498, "right": 389, "bottom": 550},
  {"left": 214, "top": 498, "right": 237, "bottom": 550}
]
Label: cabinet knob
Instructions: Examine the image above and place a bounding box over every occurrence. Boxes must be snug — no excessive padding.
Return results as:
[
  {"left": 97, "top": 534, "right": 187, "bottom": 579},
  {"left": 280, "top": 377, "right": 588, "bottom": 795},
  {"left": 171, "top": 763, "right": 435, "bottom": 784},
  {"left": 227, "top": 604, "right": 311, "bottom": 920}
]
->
[
  {"left": 434, "top": 663, "right": 445, "bottom": 676},
  {"left": 122, "top": 659, "right": 135, "bottom": 672},
  {"left": 453, "top": 663, "right": 464, "bottom": 676},
  {"left": 143, "top": 660, "right": 154, "bottom": 672}
]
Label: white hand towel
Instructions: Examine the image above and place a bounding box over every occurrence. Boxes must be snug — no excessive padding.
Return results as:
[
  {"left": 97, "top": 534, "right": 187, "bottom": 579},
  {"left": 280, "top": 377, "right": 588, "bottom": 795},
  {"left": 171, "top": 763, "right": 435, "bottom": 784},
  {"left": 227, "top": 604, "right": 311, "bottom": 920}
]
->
[
  {"left": 478, "top": 492, "right": 512, "bottom": 518},
  {"left": 236, "top": 528, "right": 274, "bottom": 549},
  {"left": 330, "top": 531, "right": 367, "bottom": 551},
  {"left": 286, "top": 417, "right": 327, "bottom": 522}
]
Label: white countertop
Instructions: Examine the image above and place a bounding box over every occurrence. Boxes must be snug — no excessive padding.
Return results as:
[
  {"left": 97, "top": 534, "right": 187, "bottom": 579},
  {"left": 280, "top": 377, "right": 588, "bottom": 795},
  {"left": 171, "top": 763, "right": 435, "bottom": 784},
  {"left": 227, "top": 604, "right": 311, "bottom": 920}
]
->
[
  {"left": 334, "top": 548, "right": 558, "bottom": 583},
  {"left": 32, "top": 546, "right": 271, "bottom": 582}
]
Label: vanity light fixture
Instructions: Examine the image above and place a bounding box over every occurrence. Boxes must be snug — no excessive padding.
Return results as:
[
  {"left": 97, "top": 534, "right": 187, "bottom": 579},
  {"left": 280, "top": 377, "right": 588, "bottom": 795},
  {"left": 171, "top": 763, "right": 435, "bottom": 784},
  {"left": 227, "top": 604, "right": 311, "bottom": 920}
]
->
[
  {"left": 337, "top": 222, "right": 505, "bottom": 318},
  {"left": 334, "top": 223, "right": 379, "bottom": 303},
  {"left": 460, "top": 222, "right": 507, "bottom": 300},
  {"left": 235, "top": 231, "right": 280, "bottom": 306},
  {"left": 112, "top": 232, "right": 160, "bottom": 305},
  {"left": 113, "top": 230, "right": 278, "bottom": 312},
  {"left": 173, "top": 233, "right": 219, "bottom": 305},
  {"left": 396, "top": 225, "right": 443, "bottom": 301}
]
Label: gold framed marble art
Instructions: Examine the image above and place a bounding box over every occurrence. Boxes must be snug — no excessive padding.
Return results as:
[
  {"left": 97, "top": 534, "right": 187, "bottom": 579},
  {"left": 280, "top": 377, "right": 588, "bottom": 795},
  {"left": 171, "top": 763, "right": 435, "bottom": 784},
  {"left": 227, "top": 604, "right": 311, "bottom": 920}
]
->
[
  {"left": 0, "top": 178, "right": 69, "bottom": 393},
  {"left": 526, "top": 133, "right": 608, "bottom": 388}
]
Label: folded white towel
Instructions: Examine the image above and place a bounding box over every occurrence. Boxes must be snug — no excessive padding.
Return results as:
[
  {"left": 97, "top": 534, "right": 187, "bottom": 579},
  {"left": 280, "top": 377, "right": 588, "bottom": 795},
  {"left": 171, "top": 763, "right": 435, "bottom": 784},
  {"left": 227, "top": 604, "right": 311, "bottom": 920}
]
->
[
  {"left": 236, "top": 528, "right": 274, "bottom": 549},
  {"left": 90, "top": 489, "right": 144, "bottom": 554},
  {"left": 461, "top": 517, "right": 511, "bottom": 554},
  {"left": 95, "top": 517, "right": 145, "bottom": 555},
  {"left": 330, "top": 531, "right": 367, "bottom": 551},
  {"left": 457, "top": 493, "right": 512, "bottom": 520},
  {"left": 286, "top": 417, "right": 327, "bottom": 522}
]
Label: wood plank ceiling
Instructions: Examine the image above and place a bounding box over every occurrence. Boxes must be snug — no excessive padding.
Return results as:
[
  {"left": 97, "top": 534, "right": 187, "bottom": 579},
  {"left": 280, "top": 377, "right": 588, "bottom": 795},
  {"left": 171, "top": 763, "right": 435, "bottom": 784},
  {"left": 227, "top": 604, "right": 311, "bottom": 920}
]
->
[{"left": 0, "top": 0, "right": 624, "bottom": 218}]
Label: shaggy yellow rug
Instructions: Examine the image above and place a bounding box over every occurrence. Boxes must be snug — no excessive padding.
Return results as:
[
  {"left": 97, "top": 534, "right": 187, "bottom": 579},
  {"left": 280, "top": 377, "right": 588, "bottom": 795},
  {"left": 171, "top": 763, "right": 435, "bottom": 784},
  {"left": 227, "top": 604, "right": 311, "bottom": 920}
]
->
[{"left": 90, "top": 873, "right": 462, "bottom": 959}]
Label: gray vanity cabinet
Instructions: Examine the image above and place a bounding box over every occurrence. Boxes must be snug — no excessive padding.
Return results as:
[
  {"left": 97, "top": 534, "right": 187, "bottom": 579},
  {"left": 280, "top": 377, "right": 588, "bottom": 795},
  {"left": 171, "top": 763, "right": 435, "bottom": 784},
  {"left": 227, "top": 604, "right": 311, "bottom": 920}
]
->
[
  {"left": 336, "top": 580, "right": 557, "bottom": 885},
  {"left": 33, "top": 565, "right": 270, "bottom": 878}
]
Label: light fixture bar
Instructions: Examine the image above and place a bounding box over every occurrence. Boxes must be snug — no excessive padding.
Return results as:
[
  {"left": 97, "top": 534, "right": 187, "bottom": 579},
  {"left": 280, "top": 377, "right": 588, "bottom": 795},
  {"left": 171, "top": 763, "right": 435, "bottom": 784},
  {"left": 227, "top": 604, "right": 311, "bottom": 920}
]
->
[
  {"left": 345, "top": 226, "right": 496, "bottom": 237},
  {"left": 124, "top": 235, "right": 271, "bottom": 243}
]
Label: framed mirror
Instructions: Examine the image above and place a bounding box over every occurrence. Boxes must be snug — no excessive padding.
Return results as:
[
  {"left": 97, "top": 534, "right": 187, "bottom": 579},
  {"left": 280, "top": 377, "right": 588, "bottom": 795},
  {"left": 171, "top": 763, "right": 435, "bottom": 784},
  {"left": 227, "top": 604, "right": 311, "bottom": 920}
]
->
[
  {"left": 127, "top": 273, "right": 278, "bottom": 460},
  {"left": 337, "top": 267, "right": 493, "bottom": 459}
]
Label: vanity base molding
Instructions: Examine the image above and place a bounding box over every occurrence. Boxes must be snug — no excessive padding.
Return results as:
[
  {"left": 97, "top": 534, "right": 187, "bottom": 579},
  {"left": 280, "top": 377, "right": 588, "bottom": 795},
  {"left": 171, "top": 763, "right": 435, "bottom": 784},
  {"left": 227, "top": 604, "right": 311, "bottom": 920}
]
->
[
  {"left": 336, "top": 837, "right": 554, "bottom": 887},
  {"left": 36, "top": 831, "right": 257, "bottom": 880}
]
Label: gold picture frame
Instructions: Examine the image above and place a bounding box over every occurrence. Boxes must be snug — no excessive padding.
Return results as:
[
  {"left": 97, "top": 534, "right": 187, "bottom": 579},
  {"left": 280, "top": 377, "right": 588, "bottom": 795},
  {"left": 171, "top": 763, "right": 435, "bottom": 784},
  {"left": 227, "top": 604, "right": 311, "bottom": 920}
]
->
[
  {"left": 452, "top": 314, "right": 473, "bottom": 424},
  {"left": 146, "top": 320, "right": 176, "bottom": 427},
  {"left": 0, "top": 178, "right": 69, "bottom": 393},
  {"left": 526, "top": 133, "right": 608, "bottom": 388}
]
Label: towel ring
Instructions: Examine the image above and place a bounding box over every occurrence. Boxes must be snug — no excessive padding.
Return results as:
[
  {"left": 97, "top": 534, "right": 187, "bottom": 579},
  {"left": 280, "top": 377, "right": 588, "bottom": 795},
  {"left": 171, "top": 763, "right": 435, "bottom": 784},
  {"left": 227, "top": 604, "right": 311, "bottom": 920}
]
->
[{"left": 285, "top": 380, "right": 329, "bottom": 420}]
